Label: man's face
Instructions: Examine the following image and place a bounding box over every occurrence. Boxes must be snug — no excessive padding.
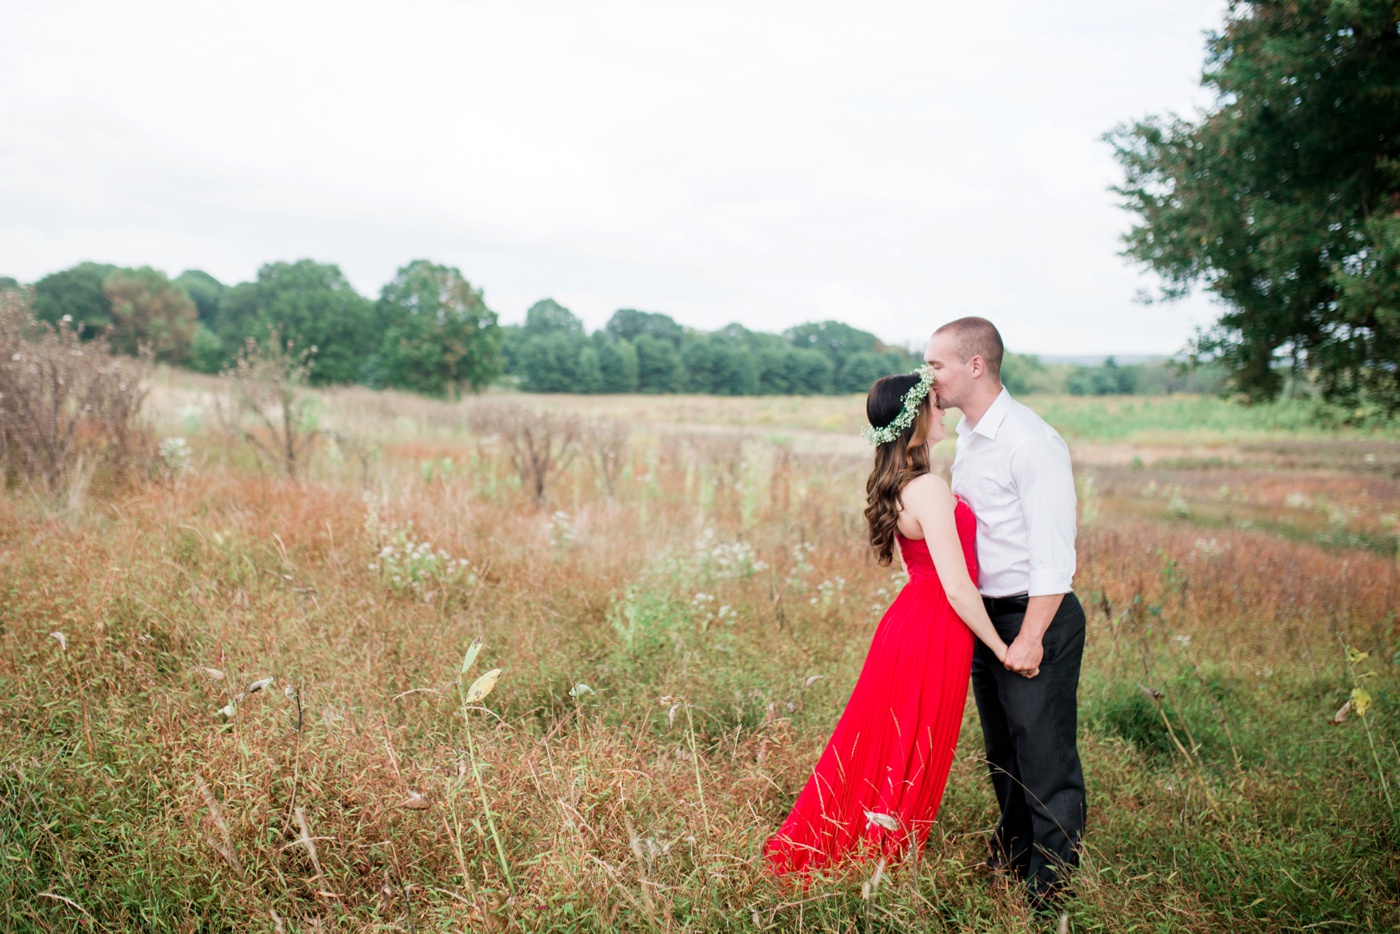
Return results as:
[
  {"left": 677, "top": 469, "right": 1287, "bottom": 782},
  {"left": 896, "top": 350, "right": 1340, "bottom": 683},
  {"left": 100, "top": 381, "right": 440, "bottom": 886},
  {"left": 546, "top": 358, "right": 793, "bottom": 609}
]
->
[{"left": 925, "top": 332, "right": 973, "bottom": 408}]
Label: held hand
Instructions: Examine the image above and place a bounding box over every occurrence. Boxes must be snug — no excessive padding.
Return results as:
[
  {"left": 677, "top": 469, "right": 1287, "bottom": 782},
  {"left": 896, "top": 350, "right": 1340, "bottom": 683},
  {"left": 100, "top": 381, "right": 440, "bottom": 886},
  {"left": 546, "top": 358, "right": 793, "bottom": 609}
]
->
[{"left": 1003, "top": 634, "right": 1043, "bottom": 677}]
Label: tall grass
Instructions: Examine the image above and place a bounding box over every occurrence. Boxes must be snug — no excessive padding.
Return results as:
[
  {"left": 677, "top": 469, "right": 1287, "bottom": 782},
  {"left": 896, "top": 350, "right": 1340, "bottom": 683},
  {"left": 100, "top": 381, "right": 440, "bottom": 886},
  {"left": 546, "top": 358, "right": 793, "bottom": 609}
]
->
[{"left": 0, "top": 385, "right": 1396, "bottom": 932}]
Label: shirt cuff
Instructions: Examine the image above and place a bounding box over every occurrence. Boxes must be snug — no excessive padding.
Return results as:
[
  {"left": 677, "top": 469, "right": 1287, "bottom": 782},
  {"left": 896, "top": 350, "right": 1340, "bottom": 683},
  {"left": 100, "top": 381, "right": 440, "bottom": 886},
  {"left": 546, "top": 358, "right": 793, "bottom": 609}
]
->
[{"left": 1027, "top": 570, "right": 1073, "bottom": 597}]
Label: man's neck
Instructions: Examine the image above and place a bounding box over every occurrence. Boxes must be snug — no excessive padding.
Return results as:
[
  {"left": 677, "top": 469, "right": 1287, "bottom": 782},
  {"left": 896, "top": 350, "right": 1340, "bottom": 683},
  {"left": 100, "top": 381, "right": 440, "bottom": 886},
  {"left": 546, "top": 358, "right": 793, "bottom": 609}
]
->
[{"left": 957, "top": 382, "right": 1004, "bottom": 429}]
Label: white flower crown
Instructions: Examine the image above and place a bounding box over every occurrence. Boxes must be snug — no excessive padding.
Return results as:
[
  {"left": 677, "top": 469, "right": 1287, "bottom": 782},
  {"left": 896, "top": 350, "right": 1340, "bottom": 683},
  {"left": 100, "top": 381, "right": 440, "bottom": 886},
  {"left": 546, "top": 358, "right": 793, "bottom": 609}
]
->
[{"left": 859, "top": 365, "right": 935, "bottom": 445}]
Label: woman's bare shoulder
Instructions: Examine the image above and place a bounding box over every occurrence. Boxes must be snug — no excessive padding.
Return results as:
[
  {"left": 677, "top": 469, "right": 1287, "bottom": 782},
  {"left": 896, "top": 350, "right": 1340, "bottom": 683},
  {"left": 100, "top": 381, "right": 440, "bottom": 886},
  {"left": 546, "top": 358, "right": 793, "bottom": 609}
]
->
[{"left": 902, "top": 472, "right": 953, "bottom": 503}]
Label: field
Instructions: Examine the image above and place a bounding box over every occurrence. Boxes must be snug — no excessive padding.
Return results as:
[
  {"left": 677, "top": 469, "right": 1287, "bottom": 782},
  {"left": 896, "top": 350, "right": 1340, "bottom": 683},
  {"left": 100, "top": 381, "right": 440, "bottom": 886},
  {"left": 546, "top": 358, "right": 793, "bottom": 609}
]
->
[{"left": 2, "top": 375, "right": 1398, "bottom": 933}]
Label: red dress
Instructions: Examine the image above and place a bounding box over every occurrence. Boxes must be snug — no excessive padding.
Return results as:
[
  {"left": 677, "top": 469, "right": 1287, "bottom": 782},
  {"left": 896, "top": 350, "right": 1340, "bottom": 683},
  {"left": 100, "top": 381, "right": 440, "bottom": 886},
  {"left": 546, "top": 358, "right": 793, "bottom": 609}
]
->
[{"left": 764, "top": 498, "right": 979, "bottom": 877}]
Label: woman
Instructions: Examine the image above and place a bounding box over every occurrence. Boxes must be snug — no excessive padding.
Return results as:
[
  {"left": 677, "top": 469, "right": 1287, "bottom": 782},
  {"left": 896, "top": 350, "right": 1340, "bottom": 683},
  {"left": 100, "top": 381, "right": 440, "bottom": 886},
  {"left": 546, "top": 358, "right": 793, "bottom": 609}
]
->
[{"left": 763, "top": 367, "right": 1034, "bottom": 878}]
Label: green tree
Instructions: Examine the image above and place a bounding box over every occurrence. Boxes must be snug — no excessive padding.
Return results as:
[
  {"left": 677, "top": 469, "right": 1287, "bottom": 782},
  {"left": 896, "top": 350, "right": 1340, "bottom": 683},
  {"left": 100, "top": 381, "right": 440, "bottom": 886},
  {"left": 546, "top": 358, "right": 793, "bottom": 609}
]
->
[
  {"left": 519, "top": 332, "right": 582, "bottom": 393},
  {"left": 835, "top": 350, "right": 887, "bottom": 394},
  {"left": 32, "top": 262, "right": 117, "bottom": 337},
  {"left": 1108, "top": 0, "right": 1400, "bottom": 414},
  {"left": 593, "top": 334, "right": 638, "bottom": 393},
  {"left": 576, "top": 345, "right": 604, "bottom": 394},
  {"left": 213, "top": 261, "right": 377, "bottom": 384},
  {"left": 1067, "top": 357, "right": 1136, "bottom": 396},
  {"left": 786, "top": 348, "right": 834, "bottom": 395},
  {"left": 214, "top": 281, "right": 260, "bottom": 359},
  {"left": 173, "top": 270, "right": 226, "bottom": 326},
  {"left": 103, "top": 267, "right": 199, "bottom": 363},
  {"left": 784, "top": 320, "right": 881, "bottom": 381},
  {"left": 633, "top": 334, "right": 684, "bottom": 393},
  {"left": 523, "top": 298, "right": 585, "bottom": 340},
  {"left": 378, "top": 260, "right": 503, "bottom": 397},
  {"left": 681, "top": 335, "right": 757, "bottom": 395},
  {"left": 189, "top": 325, "right": 226, "bottom": 374},
  {"left": 1002, "top": 352, "right": 1051, "bottom": 395},
  {"left": 756, "top": 346, "right": 794, "bottom": 394},
  {"left": 499, "top": 324, "right": 527, "bottom": 378},
  {"left": 260, "top": 260, "right": 377, "bottom": 385},
  {"left": 174, "top": 269, "right": 229, "bottom": 373},
  {"left": 606, "top": 309, "right": 684, "bottom": 346}
]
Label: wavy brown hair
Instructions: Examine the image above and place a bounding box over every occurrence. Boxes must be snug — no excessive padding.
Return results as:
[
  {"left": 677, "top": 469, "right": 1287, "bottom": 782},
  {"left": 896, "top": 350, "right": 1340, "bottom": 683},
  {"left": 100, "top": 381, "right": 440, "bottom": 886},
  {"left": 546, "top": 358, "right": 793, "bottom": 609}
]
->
[{"left": 863, "top": 374, "right": 934, "bottom": 566}]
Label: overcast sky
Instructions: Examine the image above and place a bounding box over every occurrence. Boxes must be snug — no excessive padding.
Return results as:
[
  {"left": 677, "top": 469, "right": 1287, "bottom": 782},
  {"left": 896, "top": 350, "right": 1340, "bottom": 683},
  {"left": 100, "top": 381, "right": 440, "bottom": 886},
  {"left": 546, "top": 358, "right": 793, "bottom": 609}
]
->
[{"left": 0, "top": 0, "right": 1229, "bottom": 355}]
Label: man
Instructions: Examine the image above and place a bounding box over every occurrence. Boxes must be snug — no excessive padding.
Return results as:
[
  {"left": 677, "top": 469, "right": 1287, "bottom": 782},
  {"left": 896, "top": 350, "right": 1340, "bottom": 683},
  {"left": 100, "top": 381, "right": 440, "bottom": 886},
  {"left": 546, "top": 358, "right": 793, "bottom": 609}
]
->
[{"left": 925, "top": 316, "right": 1085, "bottom": 909}]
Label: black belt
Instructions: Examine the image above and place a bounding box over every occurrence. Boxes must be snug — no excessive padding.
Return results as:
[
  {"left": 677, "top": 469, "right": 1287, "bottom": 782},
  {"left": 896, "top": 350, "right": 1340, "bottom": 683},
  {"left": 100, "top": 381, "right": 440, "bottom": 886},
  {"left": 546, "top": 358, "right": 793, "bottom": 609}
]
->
[{"left": 982, "top": 593, "right": 1030, "bottom": 616}]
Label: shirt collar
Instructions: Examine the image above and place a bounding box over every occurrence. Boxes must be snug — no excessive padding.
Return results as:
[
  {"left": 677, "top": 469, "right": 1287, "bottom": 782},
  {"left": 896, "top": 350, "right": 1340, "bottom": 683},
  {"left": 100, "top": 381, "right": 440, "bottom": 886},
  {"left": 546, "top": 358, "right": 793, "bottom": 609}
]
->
[{"left": 957, "top": 386, "right": 1012, "bottom": 440}]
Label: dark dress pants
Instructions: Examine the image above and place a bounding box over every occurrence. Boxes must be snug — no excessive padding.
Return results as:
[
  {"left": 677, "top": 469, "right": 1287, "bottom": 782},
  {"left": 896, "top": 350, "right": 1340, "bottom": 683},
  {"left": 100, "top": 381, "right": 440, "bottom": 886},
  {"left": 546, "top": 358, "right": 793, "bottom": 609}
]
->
[{"left": 970, "top": 591, "right": 1086, "bottom": 904}]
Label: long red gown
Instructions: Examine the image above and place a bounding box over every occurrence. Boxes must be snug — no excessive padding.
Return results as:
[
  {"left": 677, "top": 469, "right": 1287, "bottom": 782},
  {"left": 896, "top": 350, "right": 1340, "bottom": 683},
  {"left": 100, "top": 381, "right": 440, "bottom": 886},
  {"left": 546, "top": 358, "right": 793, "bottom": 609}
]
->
[{"left": 764, "top": 498, "right": 979, "bottom": 877}]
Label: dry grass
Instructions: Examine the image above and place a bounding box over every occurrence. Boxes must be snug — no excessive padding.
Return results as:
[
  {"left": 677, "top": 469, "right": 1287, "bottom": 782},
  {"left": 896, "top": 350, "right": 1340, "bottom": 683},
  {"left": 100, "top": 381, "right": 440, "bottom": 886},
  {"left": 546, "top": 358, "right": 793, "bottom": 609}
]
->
[{"left": 0, "top": 383, "right": 1397, "bottom": 932}]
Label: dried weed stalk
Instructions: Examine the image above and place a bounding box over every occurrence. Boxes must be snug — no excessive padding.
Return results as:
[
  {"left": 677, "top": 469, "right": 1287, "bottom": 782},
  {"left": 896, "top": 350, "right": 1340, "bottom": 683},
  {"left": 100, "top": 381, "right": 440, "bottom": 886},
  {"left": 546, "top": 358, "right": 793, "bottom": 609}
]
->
[
  {"left": 470, "top": 401, "right": 579, "bottom": 503},
  {"left": 217, "top": 333, "right": 319, "bottom": 478},
  {"left": 0, "top": 287, "right": 152, "bottom": 492},
  {"left": 583, "top": 418, "right": 630, "bottom": 497}
]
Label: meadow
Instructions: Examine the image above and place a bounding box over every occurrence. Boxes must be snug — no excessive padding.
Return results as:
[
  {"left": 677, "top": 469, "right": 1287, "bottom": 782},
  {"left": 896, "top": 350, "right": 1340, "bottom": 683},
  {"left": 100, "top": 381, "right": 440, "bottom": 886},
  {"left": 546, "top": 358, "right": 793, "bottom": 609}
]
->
[{"left": 2, "top": 374, "right": 1398, "bottom": 933}]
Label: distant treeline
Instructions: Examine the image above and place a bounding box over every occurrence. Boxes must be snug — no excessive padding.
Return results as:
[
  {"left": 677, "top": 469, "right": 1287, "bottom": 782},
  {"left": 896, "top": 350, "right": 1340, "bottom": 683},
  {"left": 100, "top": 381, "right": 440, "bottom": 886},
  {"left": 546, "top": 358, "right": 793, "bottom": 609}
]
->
[
  {"left": 0, "top": 260, "right": 923, "bottom": 396},
  {"left": 1009, "top": 354, "right": 1227, "bottom": 397},
  {"left": 501, "top": 302, "right": 918, "bottom": 395},
  {"left": 1, "top": 259, "right": 1218, "bottom": 398}
]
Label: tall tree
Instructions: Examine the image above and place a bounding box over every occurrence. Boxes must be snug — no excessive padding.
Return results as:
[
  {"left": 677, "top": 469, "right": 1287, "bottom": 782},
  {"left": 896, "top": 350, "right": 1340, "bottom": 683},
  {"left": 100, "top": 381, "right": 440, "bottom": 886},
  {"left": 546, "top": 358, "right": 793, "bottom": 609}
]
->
[
  {"left": 173, "top": 269, "right": 226, "bottom": 326},
  {"left": 682, "top": 334, "right": 757, "bottom": 395},
  {"left": 522, "top": 298, "right": 585, "bottom": 339},
  {"left": 633, "top": 334, "right": 685, "bottom": 393},
  {"left": 214, "top": 261, "right": 377, "bottom": 384},
  {"left": 593, "top": 333, "right": 639, "bottom": 393},
  {"left": 785, "top": 348, "right": 835, "bottom": 395},
  {"left": 256, "top": 260, "right": 377, "bottom": 385},
  {"left": 378, "top": 260, "right": 503, "bottom": 396},
  {"left": 783, "top": 320, "right": 881, "bottom": 379},
  {"left": 835, "top": 350, "right": 887, "bottom": 394},
  {"left": 519, "top": 332, "right": 581, "bottom": 393},
  {"left": 175, "top": 269, "right": 229, "bottom": 373},
  {"left": 1108, "top": 0, "right": 1400, "bottom": 413},
  {"left": 605, "top": 308, "right": 684, "bottom": 346},
  {"left": 103, "top": 267, "right": 198, "bottom": 363},
  {"left": 32, "top": 262, "right": 117, "bottom": 337}
]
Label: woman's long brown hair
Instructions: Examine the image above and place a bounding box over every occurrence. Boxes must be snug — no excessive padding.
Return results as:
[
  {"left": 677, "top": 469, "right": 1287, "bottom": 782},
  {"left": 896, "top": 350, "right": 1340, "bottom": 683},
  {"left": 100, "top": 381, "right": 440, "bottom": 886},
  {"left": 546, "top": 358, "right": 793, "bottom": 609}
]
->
[{"left": 863, "top": 374, "right": 933, "bottom": 566}]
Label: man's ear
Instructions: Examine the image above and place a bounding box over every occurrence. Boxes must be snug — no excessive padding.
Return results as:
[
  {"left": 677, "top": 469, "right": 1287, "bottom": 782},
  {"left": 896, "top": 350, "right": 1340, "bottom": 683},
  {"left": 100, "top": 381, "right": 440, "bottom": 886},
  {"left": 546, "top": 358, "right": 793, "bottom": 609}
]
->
[{"left": 968, "top": 354, "right": 985, "bottom": 378}]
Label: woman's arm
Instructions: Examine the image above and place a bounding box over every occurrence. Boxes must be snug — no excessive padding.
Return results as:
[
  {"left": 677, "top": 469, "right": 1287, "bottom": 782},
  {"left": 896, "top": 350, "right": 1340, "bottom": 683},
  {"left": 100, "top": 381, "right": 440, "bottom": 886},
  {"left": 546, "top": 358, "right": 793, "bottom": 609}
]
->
[{"left": 902, "top": 475, "right": 1009, "bottom": 663}]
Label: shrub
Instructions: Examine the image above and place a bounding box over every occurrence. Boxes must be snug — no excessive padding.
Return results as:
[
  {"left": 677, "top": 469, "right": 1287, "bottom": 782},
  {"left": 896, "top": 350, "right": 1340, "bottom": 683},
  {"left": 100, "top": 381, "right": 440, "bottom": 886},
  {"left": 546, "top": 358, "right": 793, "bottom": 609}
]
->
[
  {"left": 0, "top": 287, "right": 152, "bottom": 492},
  {"left": 217, "top": 333, "right": 319, "bottom": 478},
  {"left": 469, "top": 400, "right": 580, "bottom": 503}
]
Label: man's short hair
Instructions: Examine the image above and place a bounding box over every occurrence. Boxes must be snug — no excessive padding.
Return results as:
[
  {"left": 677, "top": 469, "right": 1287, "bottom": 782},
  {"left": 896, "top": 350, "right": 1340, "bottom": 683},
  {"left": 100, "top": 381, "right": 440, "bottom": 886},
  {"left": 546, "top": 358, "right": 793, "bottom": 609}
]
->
[{"left": 933, "top": 317, "right": 1004, "bottom": 380}]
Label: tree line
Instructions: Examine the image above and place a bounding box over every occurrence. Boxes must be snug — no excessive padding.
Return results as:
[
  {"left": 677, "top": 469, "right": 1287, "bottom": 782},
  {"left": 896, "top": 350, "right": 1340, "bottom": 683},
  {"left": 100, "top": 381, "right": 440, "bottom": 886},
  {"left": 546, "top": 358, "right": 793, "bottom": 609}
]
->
[
  {"left": 0, "top": 260, "right": 501, "bottom": 397},
  {"left": 502, "top": 302, "right": 917, "bottom": 395},
  {"left": 0, "top": 260, "right": 926, "bottom": 397}
]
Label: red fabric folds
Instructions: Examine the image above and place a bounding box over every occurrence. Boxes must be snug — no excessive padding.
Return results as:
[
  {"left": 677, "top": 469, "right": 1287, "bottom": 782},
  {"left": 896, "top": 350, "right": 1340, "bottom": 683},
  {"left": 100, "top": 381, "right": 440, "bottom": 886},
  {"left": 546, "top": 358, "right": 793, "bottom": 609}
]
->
[{"left": 764, "top": 499, "right": 979, "bottom": 878}]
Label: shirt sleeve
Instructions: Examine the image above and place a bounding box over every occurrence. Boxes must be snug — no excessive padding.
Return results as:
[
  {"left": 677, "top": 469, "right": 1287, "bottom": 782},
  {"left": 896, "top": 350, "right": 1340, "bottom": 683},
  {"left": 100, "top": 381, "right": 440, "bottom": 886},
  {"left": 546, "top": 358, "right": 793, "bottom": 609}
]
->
[{"left": 1008, "top": 436, "right": 1077, "bottom": 596}]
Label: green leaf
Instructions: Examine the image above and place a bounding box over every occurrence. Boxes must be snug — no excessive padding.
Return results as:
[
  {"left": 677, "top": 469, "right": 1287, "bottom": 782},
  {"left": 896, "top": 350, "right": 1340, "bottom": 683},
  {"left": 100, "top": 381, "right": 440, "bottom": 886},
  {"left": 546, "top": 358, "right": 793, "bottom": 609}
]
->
[{"left": 461, "top": 637, "right": 483, "bottom": 675}]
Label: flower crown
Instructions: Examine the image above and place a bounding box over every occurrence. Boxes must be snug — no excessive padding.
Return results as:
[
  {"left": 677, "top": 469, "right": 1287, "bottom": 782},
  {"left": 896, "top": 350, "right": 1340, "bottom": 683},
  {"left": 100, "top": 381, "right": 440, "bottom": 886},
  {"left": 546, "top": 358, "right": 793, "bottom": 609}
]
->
[{"left": 860, "top": 365, "right": 935, "bottom": 445}]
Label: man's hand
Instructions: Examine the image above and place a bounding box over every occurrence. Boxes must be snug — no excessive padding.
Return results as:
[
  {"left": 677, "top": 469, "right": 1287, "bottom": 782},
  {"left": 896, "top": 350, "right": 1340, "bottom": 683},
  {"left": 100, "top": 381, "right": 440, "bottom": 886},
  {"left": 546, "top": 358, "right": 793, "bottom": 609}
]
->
[{"left": 1003, "top": 634, "right": 1043, "bottom": 677}]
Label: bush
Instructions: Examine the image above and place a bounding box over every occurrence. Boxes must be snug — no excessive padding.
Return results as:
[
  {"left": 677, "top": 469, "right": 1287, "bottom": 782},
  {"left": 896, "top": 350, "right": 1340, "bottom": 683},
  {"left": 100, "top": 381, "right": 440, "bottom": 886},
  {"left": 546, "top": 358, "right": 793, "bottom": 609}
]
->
[
  {"left": 469, "top": 400, "right": 580, "bottom": 503},
  {"left": 0, "top": 288, "right": 152, "bottom": 492},
  {"left": 216, "top": 333, "right": 320, "bottom": 478}
]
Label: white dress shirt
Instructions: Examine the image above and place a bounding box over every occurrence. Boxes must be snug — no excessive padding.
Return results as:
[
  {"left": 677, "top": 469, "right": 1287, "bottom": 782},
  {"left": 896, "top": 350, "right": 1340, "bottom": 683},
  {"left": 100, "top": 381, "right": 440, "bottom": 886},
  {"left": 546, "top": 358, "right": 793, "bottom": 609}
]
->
[{"left": 950, "top": 387, "right": 1077, "bottom": 598}]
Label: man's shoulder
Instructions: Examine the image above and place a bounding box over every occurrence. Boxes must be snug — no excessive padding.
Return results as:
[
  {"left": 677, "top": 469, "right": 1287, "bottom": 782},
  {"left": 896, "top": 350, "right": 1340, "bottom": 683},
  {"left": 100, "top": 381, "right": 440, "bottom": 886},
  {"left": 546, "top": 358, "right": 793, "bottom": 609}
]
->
[{"left": 1001, "top": 397, "right": 1061, "bottom": 441}]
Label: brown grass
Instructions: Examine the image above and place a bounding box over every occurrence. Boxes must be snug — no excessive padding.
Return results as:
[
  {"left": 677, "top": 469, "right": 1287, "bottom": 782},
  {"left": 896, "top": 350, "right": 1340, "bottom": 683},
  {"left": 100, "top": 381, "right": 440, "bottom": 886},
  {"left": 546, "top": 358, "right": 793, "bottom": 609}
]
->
[{"left": 0, "top": 384, "right": 1397, "bottom": 932}]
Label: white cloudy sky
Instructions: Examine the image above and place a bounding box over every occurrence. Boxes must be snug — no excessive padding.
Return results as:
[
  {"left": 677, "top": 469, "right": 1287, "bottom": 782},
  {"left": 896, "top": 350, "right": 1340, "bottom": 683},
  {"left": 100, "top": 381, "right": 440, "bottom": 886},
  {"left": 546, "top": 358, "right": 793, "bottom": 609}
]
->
[{"left": 0, "top": 0, "right": 1228, "bottom": 355}]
